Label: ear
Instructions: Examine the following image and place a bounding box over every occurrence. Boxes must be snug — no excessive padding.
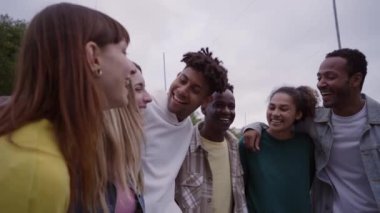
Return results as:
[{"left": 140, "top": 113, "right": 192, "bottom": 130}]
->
[
  {"left": 295, "top": 111, "right": 303, "bottom": 121},
  {"left": 85, "top": 41, "right": 101, "bottom": 75},
  {"left": 349, "top": 72, "right": 363, "bottom": 88},
  {"left": 200, "top": 95, "right": 213, "bottom": 115}
]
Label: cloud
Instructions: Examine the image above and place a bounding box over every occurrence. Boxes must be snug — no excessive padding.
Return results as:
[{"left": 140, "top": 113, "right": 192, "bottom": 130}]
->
[{"left": 1, "top": 0, "right": 379, "bottom": 128}]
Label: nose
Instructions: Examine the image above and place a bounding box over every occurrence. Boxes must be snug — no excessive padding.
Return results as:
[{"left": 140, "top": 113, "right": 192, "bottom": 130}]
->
[
  {"left": 176, "top": 85, "right": 189, "bottom": 99},
  {"left": 317, "top": 78, "right": 326, "bottom": 90},
  {"left": 221, "top": 105, "right": 230, "bottom": 114},
  {"left": 272, "top": 108, "right": 281, "bottom": 116},
  {"left": 143, "top": 91, "right": 152, "bottom": 104}
]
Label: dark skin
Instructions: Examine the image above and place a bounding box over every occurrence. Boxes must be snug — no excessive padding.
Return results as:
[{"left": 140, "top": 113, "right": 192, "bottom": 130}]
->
[
  {"left": 245, "top": 56, "right": 366, "bottom": 151},
  {"left": 199, "top": 89, "right": 235, "bottom": 142},
  {"left": 317, "top": 56, "right": 365, "bottom": 116}
]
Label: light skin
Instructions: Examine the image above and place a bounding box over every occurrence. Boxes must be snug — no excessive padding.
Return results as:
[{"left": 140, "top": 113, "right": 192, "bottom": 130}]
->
[
  {"left": 167, "top": 67, "right": 211, "bottom": 122},
  {"left": 266, "top": 92, "right": 301, "bottom": 140},
  {"left": 86, "top": 40, "right": 131, "bottom": 108},
  {"left": 200, "top": 89, "right": 235, "bottom": 142},
  {"left": 130, "top": 64, "right": 152, "bottom": 109},
  {"left": 317, "top": 56, "right": 364, "bottom": 116}
]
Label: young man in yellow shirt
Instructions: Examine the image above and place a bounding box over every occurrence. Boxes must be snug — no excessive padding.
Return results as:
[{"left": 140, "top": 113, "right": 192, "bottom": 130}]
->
[{"left": 176, "top": 84, "right": 247, "bottom": 213}]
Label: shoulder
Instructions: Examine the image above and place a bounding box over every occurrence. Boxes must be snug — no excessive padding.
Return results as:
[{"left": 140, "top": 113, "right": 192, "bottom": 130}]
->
[
  {"left": 363, "top": 94, "right": 380, "bottom": 120},
  {"left": 314, "top": 107, "right": 331, "bottom": 123},
  {"left": 0, "top": 120, "right": 69, "bottom": 212},
  {"left": 2, "top": 119, "right": 63, "bottom": 156}
]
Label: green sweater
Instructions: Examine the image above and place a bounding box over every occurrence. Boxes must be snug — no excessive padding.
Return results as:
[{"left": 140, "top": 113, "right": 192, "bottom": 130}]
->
[{"left": 239, "top": 129, "right": 313, "bottom": 213}]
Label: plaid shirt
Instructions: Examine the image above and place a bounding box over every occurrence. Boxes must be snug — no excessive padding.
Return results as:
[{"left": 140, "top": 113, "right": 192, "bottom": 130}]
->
[{"left": 175, "top": 122, "right": 247, "bottom": 213}]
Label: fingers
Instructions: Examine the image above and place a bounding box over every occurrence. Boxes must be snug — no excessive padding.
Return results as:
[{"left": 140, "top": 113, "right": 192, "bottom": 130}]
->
[
  {"left": 243, "top": 130, "right": 259, "bottom": 151},
  {"left": 254, "top": 133, "right": 260, "bottom": 151}
]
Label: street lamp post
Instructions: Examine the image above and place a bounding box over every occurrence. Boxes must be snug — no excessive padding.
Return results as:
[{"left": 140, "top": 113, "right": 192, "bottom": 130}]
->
[{"left": 333, "top": 0, "right": 342, "bottom": 49}]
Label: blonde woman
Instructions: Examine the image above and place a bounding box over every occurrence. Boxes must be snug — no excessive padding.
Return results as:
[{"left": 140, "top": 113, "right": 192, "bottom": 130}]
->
[{"left": 104, "top": 66, "right": 145, "bottom": 212}]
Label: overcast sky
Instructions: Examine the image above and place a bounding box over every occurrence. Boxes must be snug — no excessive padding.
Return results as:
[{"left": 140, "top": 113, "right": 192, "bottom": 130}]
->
[{"left": 1, "top": 0, "right": 379, "bottom": 128}]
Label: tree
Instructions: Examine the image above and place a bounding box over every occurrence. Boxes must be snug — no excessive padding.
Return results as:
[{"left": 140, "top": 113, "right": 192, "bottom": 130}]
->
[
  {"left": 190, "top": 111, "right": 202, "bottom": 125},
  {"left": 0, "top": 14, "right": 26, "bottom": 95}
]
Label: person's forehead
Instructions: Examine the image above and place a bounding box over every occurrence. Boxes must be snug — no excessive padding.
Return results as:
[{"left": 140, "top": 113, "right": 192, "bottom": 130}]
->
[
  {"left": 130, "top": 68, "right": 144, "bottom": 82},
  {"left": 319, "top": 57, "right": 347, "bottom": 72},
  {"left": 270, "top": 92, "right": 294, "bottom": 104},
  {"left": 180, "top": 68, "right": 209, "bottom": 93},
  {"left": 212, "top": 90, "right": 235, "bottom": 102}
]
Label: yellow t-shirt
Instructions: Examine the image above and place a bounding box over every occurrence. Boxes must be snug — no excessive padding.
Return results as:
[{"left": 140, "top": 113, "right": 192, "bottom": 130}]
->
[
  {"left": 0, "top": 119, "right": 70, "bottom": 213},
  {"left": 201, "top": 136, "right": 232, "bottom": 213}
]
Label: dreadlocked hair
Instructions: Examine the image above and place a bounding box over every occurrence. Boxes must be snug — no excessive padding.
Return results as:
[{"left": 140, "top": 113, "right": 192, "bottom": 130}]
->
[{"left": 181, "top": 47, "right": 228, "bottom": 94}]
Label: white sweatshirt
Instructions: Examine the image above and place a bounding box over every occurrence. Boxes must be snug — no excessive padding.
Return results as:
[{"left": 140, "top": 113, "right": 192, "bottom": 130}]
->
[{"left": 141, "top": 91, "right": 193, "bottom": 213}]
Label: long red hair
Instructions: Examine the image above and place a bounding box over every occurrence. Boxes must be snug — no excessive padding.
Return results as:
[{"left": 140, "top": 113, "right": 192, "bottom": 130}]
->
[{"left": 0, "top": 3, "right": 130, "bottom": 212}]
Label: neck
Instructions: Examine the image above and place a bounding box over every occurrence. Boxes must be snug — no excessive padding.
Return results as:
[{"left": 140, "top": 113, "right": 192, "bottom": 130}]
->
[
  {"left": 333, "top": 94, "right": 365, "bottom": 116},
  {"left": 176, "top": 112, "right": 187, "bottom": 122},
  {"left": 267, "top": 128, "right": 294, "bottom": 140},
  {"left": 199, "top": 124, "right": 225, "bottom": 142}
]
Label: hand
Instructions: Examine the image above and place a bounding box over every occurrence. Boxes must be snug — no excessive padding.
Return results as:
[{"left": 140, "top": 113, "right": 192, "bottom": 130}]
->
[{"left": 243, "top": 129, "right": 261, "bottom": 151}]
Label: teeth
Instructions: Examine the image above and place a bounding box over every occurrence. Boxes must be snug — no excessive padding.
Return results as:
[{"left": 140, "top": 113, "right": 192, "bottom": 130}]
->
[
  {"left": 320, "top": 91, "right": 331, "bottom": 95},
  {"left": 271, "top": 120, "right": 282, "bottom": 124},
  {"left": 173, "top": 94, "right": 185, "bottom": 104}
]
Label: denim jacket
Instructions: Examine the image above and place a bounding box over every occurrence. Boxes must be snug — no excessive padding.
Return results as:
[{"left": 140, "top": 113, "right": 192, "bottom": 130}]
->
[{"left": 311, "top": 94, "right": 380, "bottom": 213}]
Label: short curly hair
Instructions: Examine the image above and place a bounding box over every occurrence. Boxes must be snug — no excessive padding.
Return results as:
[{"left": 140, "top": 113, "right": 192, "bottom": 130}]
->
[
  {"left": 181, "top": 47, "right": 228, "bottom": 94},
  {"left": 326, "top": 48, "right": 367, "bottom": 89},
  {"left": 270, "top": 86, "right": 319, "bottom": 123}
]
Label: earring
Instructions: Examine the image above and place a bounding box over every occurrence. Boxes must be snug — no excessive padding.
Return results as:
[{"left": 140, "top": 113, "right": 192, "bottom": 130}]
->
[{"left": 96, "top": 69, "right": 103, "bottom": 76}]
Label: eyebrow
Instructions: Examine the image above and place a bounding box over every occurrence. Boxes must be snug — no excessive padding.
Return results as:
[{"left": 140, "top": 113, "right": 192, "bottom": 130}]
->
[{"left": 269, "top": 103, "right": 290, "bottom": 107}]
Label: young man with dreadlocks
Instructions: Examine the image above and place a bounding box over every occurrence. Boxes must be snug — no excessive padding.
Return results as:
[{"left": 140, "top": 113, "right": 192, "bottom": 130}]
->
[{"left": 141, "top": 48, "right": 229, "bottom": 213}]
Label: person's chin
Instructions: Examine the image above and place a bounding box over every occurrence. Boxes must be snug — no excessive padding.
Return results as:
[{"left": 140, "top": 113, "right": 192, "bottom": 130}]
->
[{"left": 167, "top": 100, "right": 179, "bottom": 113}]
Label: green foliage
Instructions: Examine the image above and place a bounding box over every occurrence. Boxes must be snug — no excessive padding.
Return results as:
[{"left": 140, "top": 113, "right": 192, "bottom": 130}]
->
[
  {"left": 190, "top": 111, "right": 202, "bottom": 125},
  {"left": 0, "top": 14, "right": 26, "bottom": 95}
]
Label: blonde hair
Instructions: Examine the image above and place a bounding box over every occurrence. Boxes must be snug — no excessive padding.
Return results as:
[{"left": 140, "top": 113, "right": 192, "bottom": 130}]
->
[{"left": 103, "top": 82, "right": 144, "bottom": 194}]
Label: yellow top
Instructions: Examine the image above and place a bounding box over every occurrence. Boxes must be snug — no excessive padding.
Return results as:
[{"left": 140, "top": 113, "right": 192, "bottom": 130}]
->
[
  {"left": 201, "top": 136, "right": 232, "bottom": 213},
  {"left": 0, "top": 119, "right": 70, "bottom": 213}
]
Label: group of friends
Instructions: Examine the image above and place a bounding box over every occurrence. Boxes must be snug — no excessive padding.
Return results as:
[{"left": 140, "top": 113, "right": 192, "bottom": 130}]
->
[{"left": 0, "top": 2, "right": 379, "bottom": 213}]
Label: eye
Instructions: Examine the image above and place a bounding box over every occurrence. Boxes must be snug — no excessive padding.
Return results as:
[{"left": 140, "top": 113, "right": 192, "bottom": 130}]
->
[
  {"left": 228, "top": 104, "right": 235, "bottom": 110},
  {"left": 279, "top": 106, "right": 290, "bottom": 112},
  {"left": 191, "top": 86, "right": 201, "bottom": 95},
  {"left": 134, "top": 84, "right": 144, "bottom": 93},
  {"left": 179, "top": 75, "right": 187, "bottom": 84},
  {"left": 326, "top": 73, "right": 337, "bottom": 80},
  {"left": 214, "top": 102, "right": 224, "bottom": 108}
]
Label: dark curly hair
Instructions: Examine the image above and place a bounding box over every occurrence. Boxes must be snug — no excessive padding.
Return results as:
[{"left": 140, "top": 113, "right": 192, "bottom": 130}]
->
[
  {"left": 270, "top": 86, "right": 319, "bottom": 123},
  {"left": 181, "top": 47, "right": 228, "bottom": 94},
  {"left": 226, "top": 83, "right": 234, "bottom": 93},
  {"left": 326, "top": 48, "right": 367, "bottom": 89}
]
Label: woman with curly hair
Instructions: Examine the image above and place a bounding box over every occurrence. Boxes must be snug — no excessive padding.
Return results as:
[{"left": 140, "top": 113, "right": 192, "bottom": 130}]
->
[{"left": 239, "top": 86, "right": 318, "bottom": 213}]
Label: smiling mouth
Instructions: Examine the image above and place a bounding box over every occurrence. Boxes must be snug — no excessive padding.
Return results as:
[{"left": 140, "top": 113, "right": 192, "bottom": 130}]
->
[
  {"left": 270, "top": 119, "right": 282, "bottom": 125},
  {"left": 172, "top": 93, "right": 187, "bottom": 105},
  {"left": 219, "top": 117, "right": 230, "bottom": 122},
  {"left": 319, "top": 90, "right": 333, "bottom": 96}
]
